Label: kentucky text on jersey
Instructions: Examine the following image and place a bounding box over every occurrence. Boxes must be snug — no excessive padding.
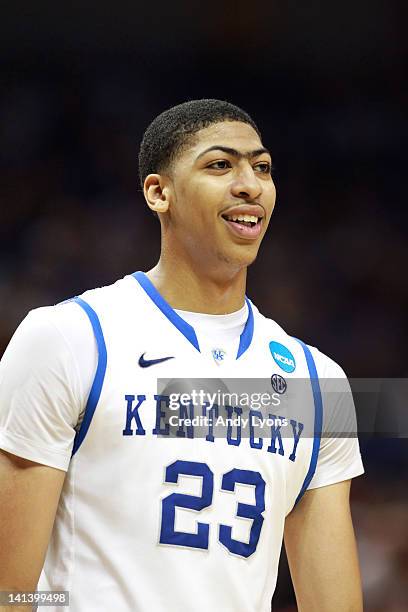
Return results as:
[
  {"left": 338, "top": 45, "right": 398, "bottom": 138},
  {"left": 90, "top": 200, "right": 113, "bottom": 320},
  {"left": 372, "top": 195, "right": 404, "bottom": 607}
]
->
[{"left": 122, "top": 394, "right": 305, "bottom": 462}]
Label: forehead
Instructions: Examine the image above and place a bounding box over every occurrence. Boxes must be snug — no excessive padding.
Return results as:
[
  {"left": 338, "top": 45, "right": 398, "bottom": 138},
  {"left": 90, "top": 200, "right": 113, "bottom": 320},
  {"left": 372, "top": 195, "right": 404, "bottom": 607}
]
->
[{"left": 187, "top": 121, "right": 264, "bottom": 156}]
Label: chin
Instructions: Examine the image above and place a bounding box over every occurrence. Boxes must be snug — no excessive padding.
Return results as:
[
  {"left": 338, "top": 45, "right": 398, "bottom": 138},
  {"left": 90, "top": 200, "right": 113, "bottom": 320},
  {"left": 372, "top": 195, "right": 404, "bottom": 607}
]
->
[{"left": 217, "top": 244, "right": 260, "bottom": 268}]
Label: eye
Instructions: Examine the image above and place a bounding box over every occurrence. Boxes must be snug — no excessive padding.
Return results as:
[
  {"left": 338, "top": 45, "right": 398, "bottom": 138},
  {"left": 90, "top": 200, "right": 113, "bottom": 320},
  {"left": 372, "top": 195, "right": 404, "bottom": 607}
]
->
[
  {"left": 207, "top": 160, "right": 231, "bottom": 170},
  {"left": 253, "top": 161, "right": 273, "bottom": 174}
]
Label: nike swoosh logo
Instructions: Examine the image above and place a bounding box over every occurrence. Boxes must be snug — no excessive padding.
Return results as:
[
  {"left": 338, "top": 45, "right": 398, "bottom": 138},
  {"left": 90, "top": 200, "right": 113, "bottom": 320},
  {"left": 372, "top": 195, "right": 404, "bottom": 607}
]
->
[{"left": 138, "top": 353, "right": 175, "bottom": 368}]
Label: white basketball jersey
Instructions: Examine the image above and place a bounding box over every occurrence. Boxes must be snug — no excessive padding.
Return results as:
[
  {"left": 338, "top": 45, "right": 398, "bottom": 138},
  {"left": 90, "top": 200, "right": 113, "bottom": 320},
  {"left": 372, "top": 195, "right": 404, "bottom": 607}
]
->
[{"left": 37, "top": 272, "right": 323, "bottom": 611}]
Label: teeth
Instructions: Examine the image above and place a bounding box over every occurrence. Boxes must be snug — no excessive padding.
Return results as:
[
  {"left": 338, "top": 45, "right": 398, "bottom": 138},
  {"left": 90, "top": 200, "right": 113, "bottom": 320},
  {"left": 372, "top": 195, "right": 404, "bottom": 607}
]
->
[{"left": 226, "top": 214, "right": 259, "bottom": 223}]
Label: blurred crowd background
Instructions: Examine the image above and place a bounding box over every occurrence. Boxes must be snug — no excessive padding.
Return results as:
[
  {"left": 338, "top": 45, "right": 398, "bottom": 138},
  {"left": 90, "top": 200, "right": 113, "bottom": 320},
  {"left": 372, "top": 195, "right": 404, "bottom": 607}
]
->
[{"left": 1, "top": 1, "right": 406, "bottom": 609}]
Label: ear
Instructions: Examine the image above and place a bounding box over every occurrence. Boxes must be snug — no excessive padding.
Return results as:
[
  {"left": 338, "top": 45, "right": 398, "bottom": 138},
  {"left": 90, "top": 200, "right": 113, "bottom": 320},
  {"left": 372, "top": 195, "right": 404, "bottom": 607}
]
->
[{"left": 144, "top": 174, "right": 171, "bottom": 215}]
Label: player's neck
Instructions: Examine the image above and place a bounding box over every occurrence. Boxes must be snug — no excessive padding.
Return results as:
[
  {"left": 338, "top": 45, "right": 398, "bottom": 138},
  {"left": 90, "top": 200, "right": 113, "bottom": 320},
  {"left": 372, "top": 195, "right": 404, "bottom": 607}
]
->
[{"left": 145, "top": 259, "right": 247, "bottom": 315}]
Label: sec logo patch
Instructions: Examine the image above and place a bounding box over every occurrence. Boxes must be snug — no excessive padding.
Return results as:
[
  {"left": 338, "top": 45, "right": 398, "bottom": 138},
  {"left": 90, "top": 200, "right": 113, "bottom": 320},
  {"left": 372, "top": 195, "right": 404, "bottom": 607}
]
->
[
  {"left": 271, "top": 373, "right": 287, "bottom": 394},
  {"left": 269, "top": 341, "right": 296, "bottom": 373}
]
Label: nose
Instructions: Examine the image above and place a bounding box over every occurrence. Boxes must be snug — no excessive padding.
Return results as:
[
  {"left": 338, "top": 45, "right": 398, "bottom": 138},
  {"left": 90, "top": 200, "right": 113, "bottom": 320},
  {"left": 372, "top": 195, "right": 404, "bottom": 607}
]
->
[{"left": 230, "top": 163, "right": 262, "bottom": 201}]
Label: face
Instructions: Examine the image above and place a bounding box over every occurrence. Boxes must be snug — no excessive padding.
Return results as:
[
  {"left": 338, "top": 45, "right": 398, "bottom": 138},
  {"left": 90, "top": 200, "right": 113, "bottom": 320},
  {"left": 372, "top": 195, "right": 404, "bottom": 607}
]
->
[{"left": 146, "top": 121, "right": 276, "bottom": 270}]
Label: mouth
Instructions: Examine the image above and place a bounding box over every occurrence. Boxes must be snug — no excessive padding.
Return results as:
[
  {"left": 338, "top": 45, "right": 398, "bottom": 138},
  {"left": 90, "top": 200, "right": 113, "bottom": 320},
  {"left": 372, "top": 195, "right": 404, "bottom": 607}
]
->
[
  {"left": 221, "top": 213, "right": 263, "bottom": 239},
  {"left": 221, "top": 213, "right": 260, "bottom": 227}
]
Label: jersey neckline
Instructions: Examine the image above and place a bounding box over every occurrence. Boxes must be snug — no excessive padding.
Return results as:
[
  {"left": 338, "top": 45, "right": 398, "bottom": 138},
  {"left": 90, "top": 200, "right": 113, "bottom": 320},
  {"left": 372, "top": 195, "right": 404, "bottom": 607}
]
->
[{"left": 132, "top": 271, "right": 254, "bottom": 359}]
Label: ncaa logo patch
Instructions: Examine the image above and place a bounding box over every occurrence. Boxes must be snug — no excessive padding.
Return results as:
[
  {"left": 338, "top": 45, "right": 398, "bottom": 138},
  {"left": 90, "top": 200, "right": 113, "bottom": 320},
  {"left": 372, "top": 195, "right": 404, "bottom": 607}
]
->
[
  {"left": 269, "top": 341, "right": 296, "bottom": 373},
  {"left": 271, "top": 373, "right": 287, "bottom": 394}
]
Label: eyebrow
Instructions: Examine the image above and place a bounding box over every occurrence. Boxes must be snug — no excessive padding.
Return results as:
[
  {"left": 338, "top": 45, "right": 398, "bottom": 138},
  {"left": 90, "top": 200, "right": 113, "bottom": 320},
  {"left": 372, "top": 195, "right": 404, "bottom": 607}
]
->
[{"left": 195, "top": 145, "right": 271, "bottom": 161}]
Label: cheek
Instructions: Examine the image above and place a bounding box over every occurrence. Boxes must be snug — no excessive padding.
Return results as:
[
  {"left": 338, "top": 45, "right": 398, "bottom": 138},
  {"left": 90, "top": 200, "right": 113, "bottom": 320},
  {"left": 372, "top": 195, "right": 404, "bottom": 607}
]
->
[
  {"left": 182, "top": 181, "right": 223, "bottom": 221},
  {"left": 266, "top": 184, "right": 277, "bottom": 213}
]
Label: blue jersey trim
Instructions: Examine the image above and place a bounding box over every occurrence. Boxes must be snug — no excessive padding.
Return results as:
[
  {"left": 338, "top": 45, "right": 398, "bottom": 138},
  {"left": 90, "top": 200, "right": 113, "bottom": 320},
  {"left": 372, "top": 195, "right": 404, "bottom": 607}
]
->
[
  {"left": 132, "top": 271, "right": 200, "bottom": 352},
  {"left": 236, "top": 298, "right": 254, "bottom": 359},
  {"left": 71, "top": 297, "right": 107, "bottom": 456},
  {"left": 132, "top": 272, "right": 255, "bottom": 358},
  {"left": 293, "top": 338, "right": 323, "bottom": 506}
]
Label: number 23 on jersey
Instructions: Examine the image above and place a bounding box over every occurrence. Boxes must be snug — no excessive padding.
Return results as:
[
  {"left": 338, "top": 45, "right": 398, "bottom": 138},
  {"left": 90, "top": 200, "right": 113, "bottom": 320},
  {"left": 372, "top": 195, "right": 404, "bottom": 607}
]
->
[{"left": 159, "top": 460, "right": 266, "bottom": 558}]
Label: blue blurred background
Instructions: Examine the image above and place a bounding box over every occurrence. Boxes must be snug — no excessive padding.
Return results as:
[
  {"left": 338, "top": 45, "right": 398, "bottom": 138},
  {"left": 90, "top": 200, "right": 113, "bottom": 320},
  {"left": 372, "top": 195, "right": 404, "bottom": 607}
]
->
[{"left": 0, "top": 1, "right": 407, "bottom": 609}]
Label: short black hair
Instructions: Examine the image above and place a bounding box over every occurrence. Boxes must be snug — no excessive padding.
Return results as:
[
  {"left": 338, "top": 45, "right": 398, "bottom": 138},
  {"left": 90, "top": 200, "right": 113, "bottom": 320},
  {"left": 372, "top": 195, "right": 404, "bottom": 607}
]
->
[{"left": 138, "top": 99, "right": 260, "bottom": 188}]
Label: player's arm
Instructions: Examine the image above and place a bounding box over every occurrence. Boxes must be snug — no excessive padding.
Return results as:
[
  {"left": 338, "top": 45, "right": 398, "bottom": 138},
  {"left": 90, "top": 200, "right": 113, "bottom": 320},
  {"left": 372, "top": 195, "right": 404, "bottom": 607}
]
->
[
  {"left": 0, "top": 306, "right": 92, "bottom": 606},
  {"left": 0, "top": 449, "right": 66, "bottom": 595},
  {"left": 284, "top": 479, "right": 363, "bottom": 612}
]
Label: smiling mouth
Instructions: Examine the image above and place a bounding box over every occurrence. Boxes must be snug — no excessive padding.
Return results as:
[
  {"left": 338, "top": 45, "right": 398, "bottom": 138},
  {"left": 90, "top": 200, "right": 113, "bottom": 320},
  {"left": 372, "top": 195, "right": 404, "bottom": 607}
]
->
[
  {"left": 220, "top": 213, "right": 263, "bottom": 240},
  {"left": 221, "top": 213, "right": 261, "bottom": 227}
]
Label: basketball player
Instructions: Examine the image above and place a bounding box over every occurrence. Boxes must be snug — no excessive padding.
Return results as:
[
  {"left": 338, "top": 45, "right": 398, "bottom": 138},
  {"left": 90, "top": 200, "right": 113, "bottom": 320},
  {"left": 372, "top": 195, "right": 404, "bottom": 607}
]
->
[{"left": 0, "top": 100, "right": 364, "bottom": 611}]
